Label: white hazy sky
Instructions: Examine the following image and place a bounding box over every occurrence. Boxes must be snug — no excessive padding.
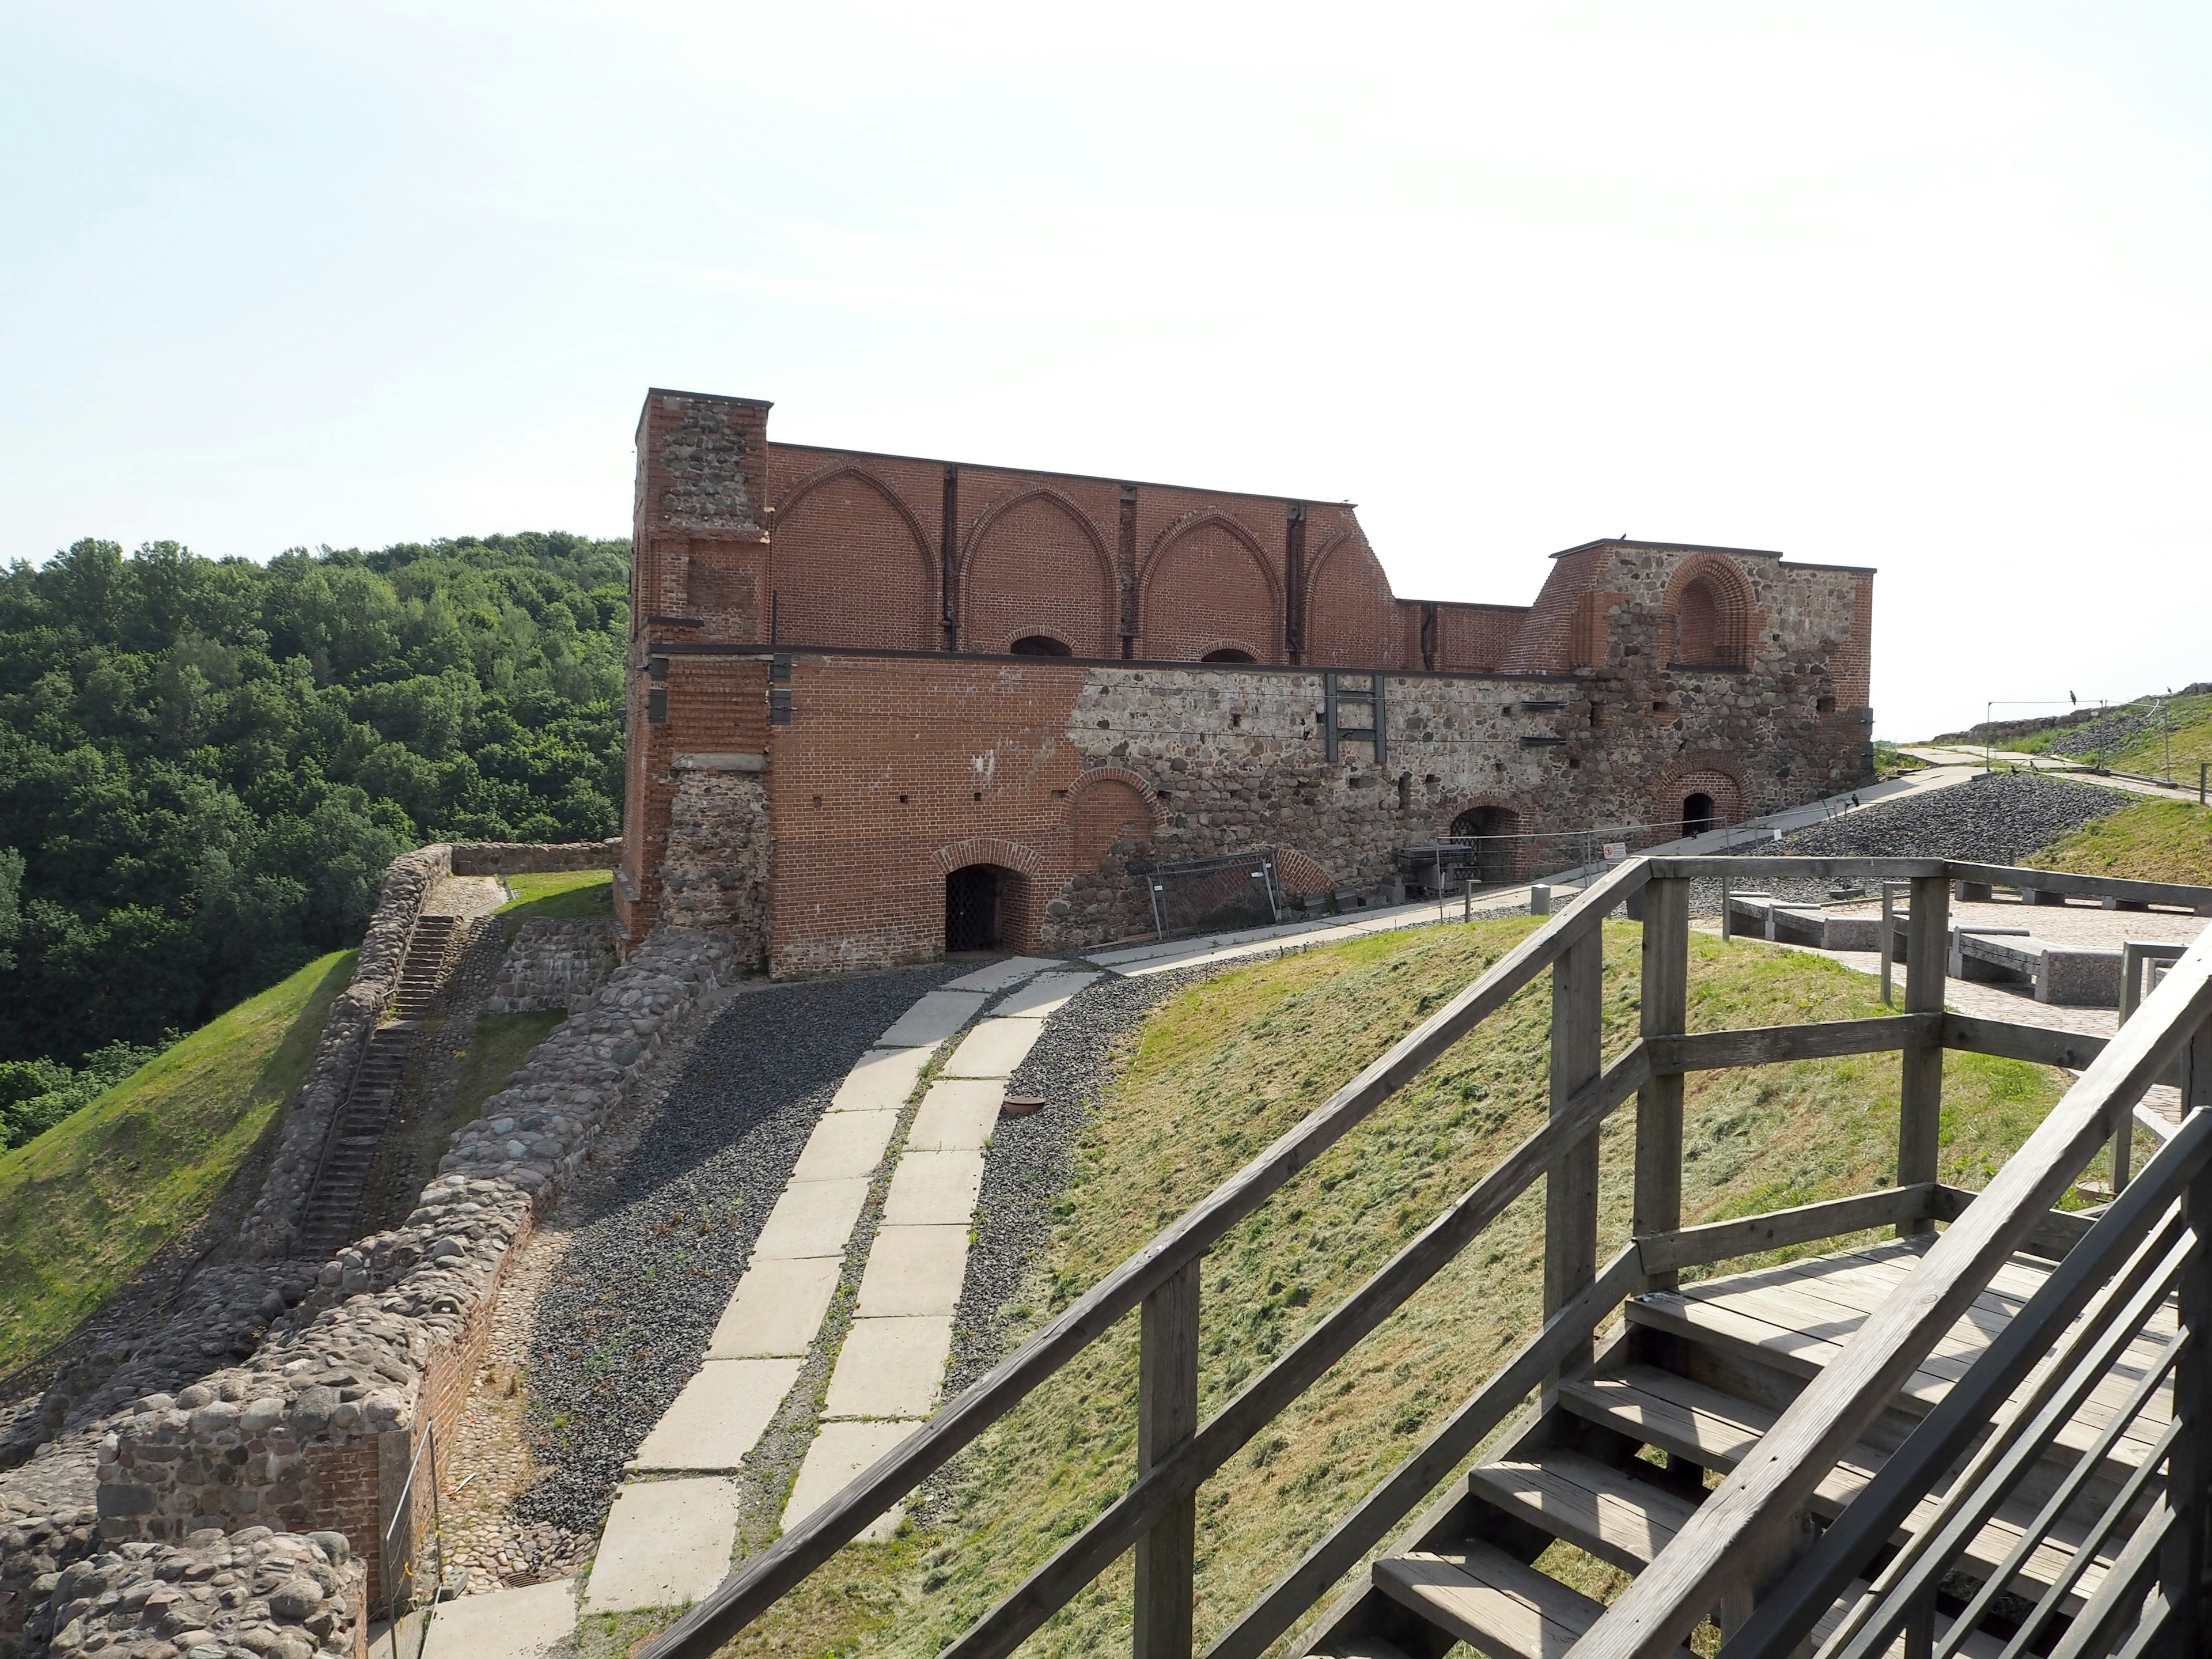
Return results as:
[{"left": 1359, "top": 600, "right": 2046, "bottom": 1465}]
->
[{"left": 3, "top": 2, "right": 2207, "bottom": 736}]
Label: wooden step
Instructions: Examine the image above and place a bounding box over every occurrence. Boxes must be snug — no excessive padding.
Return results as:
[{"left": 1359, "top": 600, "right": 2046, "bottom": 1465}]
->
[
  {"left": 1372, "top": 1539, "right": 1610, "bottom": 1659},
  {"left": 1468, "top": 1450, "right": 1700, "bottom": 1574},
  {"left": 1564, "top": 1367, "right": 2127, "bottom": 1611}
]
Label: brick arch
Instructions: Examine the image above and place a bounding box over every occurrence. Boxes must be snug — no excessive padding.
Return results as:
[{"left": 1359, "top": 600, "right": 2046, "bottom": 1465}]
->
[
  {"left": 1652, "top": 755, "right": 1749, "bottom": 836},
  {"left": 1068, "top": 767, "right": 1161, "bottom": 868},
  {"left": 1304, "top": 532, "right": 1405, "bottom": 668},
  {"left": 766, "top": 464, "right": 939, "bottom": 650},
  {"left": 1441, "top": 794, "right": 1529, "bottom": 882},
  {"left": 1273, "top": 847, "right": 1336, "bottom": 898},
  {"left": 1137, "top": 511, "right": 1282, "bottom": 662},
  {"left": 959, "top": 487, "right": 1117, "bottom": 657},
  {"left": 932, "top": 834, "right": 1047, "bottom": 878},
  {"left": 1662, "top": 552, "right": 1757, "bottom": 671}
]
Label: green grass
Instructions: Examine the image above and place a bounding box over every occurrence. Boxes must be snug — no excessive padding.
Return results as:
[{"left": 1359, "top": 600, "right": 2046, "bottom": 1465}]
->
[
  {"left": 0, "top": 950, "right": 354, "bottom": 1379},
  {"left": 692, "top": 919, "right": 2082, "bottom": 1659},
  {"left": 1998, "top": 693, "right": 2212, "bottom": 779},
  {"left": 1872, "top": 740, "right": 1928, "bottom": 777},
  {"left": 498, "top": 870, "right": 613, "bottom": 927},
  {"left": 358, "top": 1009, "right": 568, "bottom": 1234},
  {"left": 2026, "top": 797, "right": 2212, "bottom": 888}
]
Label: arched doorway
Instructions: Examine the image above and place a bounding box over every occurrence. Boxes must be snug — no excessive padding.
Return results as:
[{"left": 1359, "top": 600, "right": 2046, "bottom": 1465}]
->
[
  {"left": 1680, "top": 792, "right": 1716, "bottom": 838},
  {"left": 1450, "top": 805, "right": 1521, "bottom": 886},
  {"left": 1010, "top": 634, "right": 1072, "bottom": 657},
  {"left": 946, "top": 865, "right": 1020, "bottom": 952},
  {"left": 1201, "top": 647, "right": 1256, "bottom": 663}
]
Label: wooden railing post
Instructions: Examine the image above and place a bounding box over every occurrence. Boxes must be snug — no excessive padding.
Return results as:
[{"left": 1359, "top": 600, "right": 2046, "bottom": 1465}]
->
[
  {"left": 2162, "top": 1014, "right": 2212, "bottom": 1652},
  {"left": 1134, "top": 1260, "right": 1200, "bottom": 1659},
  {"left": 1548, "top": 927, "right": 1604, "bottom": 1375},
  {"left": 1897, "top": 876, "right": 1950, "bottom": 1236},
  {"left": 1636, "top": 878, "right": 1690, "bottom": 1292}
]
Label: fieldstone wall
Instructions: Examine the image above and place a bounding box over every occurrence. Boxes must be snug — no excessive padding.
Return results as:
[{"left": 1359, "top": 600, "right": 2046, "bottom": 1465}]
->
[
  {"left": 658, "top": 772, "right": 769, "bottom": 969},
  {"left": 0, "top": 1493, "right": 96, "bottom": 1658},
  {"left": 449, "top": 840, "right": 621, "bottom": 877},
  {"left": 92, "top": 930, "right": 736, "bottom": 1607},
  {"left": 239, "top": 846, "right": 452, "bottom": 1262},
  {"left": 44, "top": 1527, "right": 366, "bottom": 1659},
  {"left": 485, "top": 921, "right": 620, "bottom": 1014}
]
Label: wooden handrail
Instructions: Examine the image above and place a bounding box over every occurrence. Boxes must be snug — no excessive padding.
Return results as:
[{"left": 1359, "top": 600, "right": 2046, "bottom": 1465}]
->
[
  {"left": 634, "top": 856, "right": 1653, "bottom": 1658},
  {"left": 1569, "top": 928, "right": 2212, "bottom": 1659}
]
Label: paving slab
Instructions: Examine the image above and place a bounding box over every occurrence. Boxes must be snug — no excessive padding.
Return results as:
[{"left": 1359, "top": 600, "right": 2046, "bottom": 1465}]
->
[
  {"left": 831, "top": 1046, "right": 935, "bottom": 1112},
  {"left": 881, "top": 1149, "right": 986, "bottom": 1226},
  {"left": 941, "top": 1017, "right": 1047, "bottom": 1078},
  {"left": 877, "top": 990, "right": 988, "bottom": 1047},
  {"left": 585, "top": 1477, "right": 742, "bottom": 1612},
  {"left": 706, "top": 1257, "right": 843, "bottom": 1359},
  {"left": 905, "top": 1079, "right": 1003, "bottom": 1150},
  {"left": 994, "top": 971, "right": 1101, "bottom": 1018},
  {"left": 633, "top": 1357, "right": 805, "bottom": 1471},
  {"left": 751, "top": 1177, "right": 870, "bottom": 1260},
  {"left": 823, "top": 1316, "right": 953, "bottom": 1419},
  {"left": 789, "top": 1110, "right": 901, "bottom": 1181},
  {"left": 781, "top": 1420, "right": 915, "bottom": 1541},
  {"left": 418, "top": 1577, "right": 577, "bottom": 1658},
  {"left": 941, "top": 955, "right": 1059, "bottom": 991},
  {"left": 854, "top": 1225, "right": 970, "bottom": 1317}
]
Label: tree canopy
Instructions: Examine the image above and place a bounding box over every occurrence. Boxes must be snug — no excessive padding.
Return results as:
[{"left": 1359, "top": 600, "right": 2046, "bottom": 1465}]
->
[{"left": 0, "top": 532, "right": 628, "bottom": 1067}]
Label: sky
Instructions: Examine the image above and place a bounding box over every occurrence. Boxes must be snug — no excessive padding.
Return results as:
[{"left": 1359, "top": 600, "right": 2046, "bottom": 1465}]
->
[{"left": 2, "top": 2, "right": 2207, "bottom": 737}]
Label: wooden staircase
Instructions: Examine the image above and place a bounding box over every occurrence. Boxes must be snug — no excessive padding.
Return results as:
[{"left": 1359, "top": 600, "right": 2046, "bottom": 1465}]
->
[
  {"left": 295, "top": 912, "right": 464, "bottom": 1258},
  {"left": 1309, "top": 1241, "right": 2156, "bottom": 1659}
]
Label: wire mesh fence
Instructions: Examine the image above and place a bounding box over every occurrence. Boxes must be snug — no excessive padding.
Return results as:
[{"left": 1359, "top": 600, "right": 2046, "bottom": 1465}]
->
[{"left": 1142, "top": 849, "right": 1282, "bottom": 937}]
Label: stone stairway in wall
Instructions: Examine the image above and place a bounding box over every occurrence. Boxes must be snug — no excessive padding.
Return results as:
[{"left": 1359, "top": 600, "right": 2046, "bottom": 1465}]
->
[
  {"left": 296, "top": 912, "right": 463, "bottom": 1259},
  {"left": 1310, "top": 1242, "right": 2146, "bottom": 1659}
]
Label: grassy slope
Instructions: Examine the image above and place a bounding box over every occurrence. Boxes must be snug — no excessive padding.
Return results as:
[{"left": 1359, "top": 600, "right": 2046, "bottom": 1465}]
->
[
  {"left": 702, "top": 919, "right": 2078, "bottom": 1659},
  {"left": 0, "top": 950, "right": 354, "bottom": 1377},
  {"left": 500, "top": 870, "right": 613, "bottom": 921},
  {"left": 1999, "top": 692, "right": 2212, "bottom": 778},
  {"left": 2025, "top": 797, "right": 2212, "bottom": 888}
]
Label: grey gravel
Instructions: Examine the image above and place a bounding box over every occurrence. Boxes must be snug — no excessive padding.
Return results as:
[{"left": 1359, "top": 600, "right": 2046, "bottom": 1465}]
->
[
  {"left": 516, "top": 963, "right": 960, "bottom": 1540},
  {"left": 1690, "top": 771, "right": 2129, "bottom": 912}
]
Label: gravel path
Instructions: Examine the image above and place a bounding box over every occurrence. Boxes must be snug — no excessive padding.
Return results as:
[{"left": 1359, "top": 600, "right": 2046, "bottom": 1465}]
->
[
  {"left": 1690, "top": 771, "right": 2130, "bottom": 912},
  {"left": 515, "top": 963, "right": 960, "bottom": 1541}
]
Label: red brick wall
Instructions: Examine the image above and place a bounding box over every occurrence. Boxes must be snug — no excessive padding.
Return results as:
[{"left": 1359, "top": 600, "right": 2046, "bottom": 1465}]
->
[
  {"left": 770, "top": 466, "right": 940, "bottom": 650},
  {"left": 1137, "top": 515, "right": 1282, "bottom": 661}
]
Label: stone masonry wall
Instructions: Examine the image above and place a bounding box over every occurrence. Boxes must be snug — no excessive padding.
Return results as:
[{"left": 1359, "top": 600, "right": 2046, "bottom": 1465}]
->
[
  {"left": 94, "top": 929, "right": 737, "bottom": 1607},
  {"left": 485, "top": 921, "right": 621, "bottom": 1014},
  {"left": 657, "top": 772, "right": 770, "bottom": 968},
  {"left": 449, "top": 840, "right": 621, "bottom": 877}
]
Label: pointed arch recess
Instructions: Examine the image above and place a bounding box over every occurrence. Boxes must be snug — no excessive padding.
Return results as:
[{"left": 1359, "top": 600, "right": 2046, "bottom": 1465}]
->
[
  {"left": 1304, "top": 531, "right": 1406, "bottom": 668},
  {"left": 767, "top": 464, "right": 939, "bottom": 650},
  {"left": 1138, "top": 510, "right": 1282, "bottom": 662},
  {"left": 959, "top": 486, "right": 1118, "bottom": 657},
  {"left": 1661, "top": 552, "right": 1758, "bottom": 671}
]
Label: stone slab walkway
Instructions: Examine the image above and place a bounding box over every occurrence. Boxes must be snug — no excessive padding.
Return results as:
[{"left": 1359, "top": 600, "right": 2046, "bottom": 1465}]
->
[{"left": 417, "top": 1577, "right": 578, "bottom": 1658}]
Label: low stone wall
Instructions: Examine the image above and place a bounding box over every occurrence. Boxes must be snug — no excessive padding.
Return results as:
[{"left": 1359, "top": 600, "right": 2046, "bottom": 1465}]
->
[
  {"left": 50, "top": 1527, "right": 366, "bottom": 1658},
  {"left": 486, "top": 920, "right": 620, "bottom": 1014},
  {"left": 93, "top": 929, "right": 737, "bottom": 1607},
  {"left": 0, "top": 1495, "right": 96, "bottom": 1658},
  {"left": 450, "top": 840, "right": 622, "bottom": 877},
  {"left": 240, "top": 845, "right": 452, "bottom": 1261}
]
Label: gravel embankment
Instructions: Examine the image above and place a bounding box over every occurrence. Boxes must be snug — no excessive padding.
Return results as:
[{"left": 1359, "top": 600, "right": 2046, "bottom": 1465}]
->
[
  {"left": 1692, "top": 771, "right": 2129, "bottom": 911},
  {"left": 515, "top": 964, "right": 959, "bottom": 1540}
]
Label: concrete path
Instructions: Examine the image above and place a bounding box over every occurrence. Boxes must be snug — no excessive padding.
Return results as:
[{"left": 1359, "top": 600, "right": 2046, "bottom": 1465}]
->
[
  {"left": 572, "top": 954, "right": 1065, "bottom": 1617},
  {"left": 414, "top": 1577, "right": 579, "bottom": 1658},
  {"left": 1902, "top": 748, "right": 2210, "bottom": 804}
]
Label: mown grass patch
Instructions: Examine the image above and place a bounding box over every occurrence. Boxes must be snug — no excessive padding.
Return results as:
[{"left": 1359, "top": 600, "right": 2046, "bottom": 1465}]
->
[
  {"left": 700, "top": 921, "right": 2080, "bottom": 1659},
  {"left": 499, "top": 870, "right": 613, "bottom": 922},
  {"left": 0, "top": 950, "right": 354, "bottom": 1378},
  {"left": 2025, "top": 797, "right": 2212, "bottom": 888}
]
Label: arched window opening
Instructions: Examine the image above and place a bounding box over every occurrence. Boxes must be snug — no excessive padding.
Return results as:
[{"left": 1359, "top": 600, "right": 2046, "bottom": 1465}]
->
[
  {"left": 1450, "top": 805, "right": 1521, "bottom": 886},
  {"left": 1201, "top": 647, "right": 1256, "bottom": 663},
  {"left": 945, "top": 865, "right": 1012, "bottom": 951},
  {"left": 1681, "top": 792, "right": 1716, "bottom": 838},
  {"left": 1010, "top": 635, "right": 1072, "bottom": 657}
]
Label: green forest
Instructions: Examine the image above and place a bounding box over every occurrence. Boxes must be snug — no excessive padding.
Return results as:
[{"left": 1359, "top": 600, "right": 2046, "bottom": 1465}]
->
[{"left": 0, "top": 532, "right": 628, "bottom": 1104}]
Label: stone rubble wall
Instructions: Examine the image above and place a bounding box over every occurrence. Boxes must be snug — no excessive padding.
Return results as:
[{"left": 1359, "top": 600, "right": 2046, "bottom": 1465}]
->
[
  {"left": 92, "top": 929, "right": 737, "bottom": 1610},
  {"left": 41, "top": 1525, "right": 366, "bottom": 1659},
  {"left": 484, "top": 921, "right": 620, "bottom": 1015},
  {"left": 449, "top": 840, "right": 621, "bottom": 877},
  {"left": 238, "top": 846, "right": 452, "bottom": 1262},
  {"left": 658, "top": 772, "right": 770, "bottom": 969}
]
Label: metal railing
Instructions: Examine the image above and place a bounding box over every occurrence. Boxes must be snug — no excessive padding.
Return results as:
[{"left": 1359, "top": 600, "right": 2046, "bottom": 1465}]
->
[
  {"left": 631, "top": 855, "right": 2212, "bottom": 1659},
  {"left": 382, "top": 1421, "right": 448, "bottom": 1659}
]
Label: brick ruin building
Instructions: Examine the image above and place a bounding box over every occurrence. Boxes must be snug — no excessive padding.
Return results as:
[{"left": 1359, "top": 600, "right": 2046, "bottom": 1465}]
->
[{"left": 616, "top": 388, "right": 1876, "bottom": 973}]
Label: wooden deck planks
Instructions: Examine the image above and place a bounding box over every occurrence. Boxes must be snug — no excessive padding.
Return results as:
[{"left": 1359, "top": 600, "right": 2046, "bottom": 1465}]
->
[{"left": 1470, "top": 1451, "right": 1702, "bottom": 1572}]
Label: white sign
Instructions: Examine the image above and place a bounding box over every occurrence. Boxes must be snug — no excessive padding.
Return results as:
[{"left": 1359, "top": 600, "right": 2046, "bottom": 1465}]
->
[{"left": 1603, "top": 842, "right": 1628, "bottom": 861}]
